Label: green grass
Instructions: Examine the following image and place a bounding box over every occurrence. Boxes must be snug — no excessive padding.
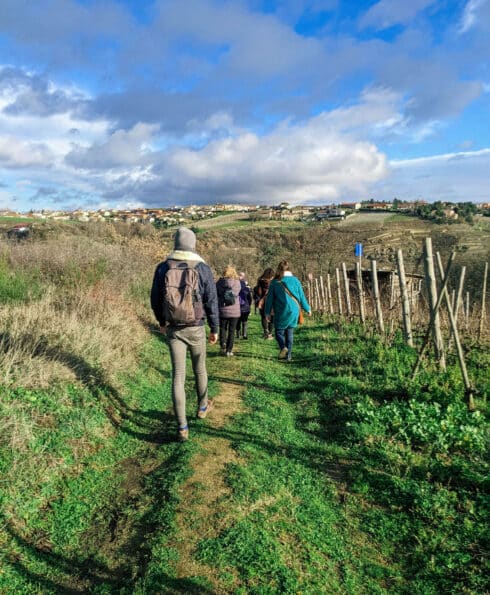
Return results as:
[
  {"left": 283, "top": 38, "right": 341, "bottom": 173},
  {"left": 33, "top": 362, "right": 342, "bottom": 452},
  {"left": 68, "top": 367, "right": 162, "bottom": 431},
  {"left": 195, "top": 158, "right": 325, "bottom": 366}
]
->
[
  {"left": 0, "top": 314, "right": 488, "bottom": 593},
  {"left": 0, "top": 217, "right": 36, "bottom": 224},
  {"left": 0, "top": 259, "right": 44, "bottom": 303}
]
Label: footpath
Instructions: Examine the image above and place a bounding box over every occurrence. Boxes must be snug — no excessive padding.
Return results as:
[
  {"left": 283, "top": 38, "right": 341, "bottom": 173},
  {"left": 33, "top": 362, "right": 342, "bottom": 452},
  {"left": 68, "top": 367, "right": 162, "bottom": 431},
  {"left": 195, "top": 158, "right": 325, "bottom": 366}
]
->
[{"left": 167, "top": 344, "right": 248, "bottom": 592}]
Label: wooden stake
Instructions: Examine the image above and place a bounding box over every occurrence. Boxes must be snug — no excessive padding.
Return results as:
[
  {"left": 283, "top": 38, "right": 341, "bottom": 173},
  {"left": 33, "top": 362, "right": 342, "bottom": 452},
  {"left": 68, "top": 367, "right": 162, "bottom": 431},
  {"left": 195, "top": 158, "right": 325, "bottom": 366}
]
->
[
  {"left": 341, "top": 262, "right": 352, "bottom": 316},
  {"left": 397, "top": 249, "right": 413, "bottom": 346},
  {"left": 436, "top": 253, "right": 475, "bottom": 410},
  {"left": 327, "top": 273, "right": 334, "bottom": 315},
  {"left": 478, "top": 262, "right": 488, "bottom": 342},
  {"left": 356, "top": 261, "right": 365, "bottom": 325},
  {"left": 335, "top": 268, "right": 343, "bottom": 315},
  {"left": 423, "top": 238, "right": 446, "bottom": 369},
  {"left": 315, "top": 278, "right": 321, "bottom": 312},
  {"left": 371, "top": 259, "right": 384, "bottom": 333},
  {"left": 449, "top": 266, "right": 466, "bottom": 348},
  {"left": 413, "top": 250, "right": 455, "bottom": 378},
  {"left": 320, "top": 275, "right": 327, "bottom": 312}
]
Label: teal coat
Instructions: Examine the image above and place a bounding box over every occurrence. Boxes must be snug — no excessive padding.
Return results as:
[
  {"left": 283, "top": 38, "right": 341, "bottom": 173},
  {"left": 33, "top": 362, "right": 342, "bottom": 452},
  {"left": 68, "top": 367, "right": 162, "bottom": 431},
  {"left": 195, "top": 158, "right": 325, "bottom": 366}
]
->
[{"left": 264, "top": 275, "right": 311, "bottom": 329}]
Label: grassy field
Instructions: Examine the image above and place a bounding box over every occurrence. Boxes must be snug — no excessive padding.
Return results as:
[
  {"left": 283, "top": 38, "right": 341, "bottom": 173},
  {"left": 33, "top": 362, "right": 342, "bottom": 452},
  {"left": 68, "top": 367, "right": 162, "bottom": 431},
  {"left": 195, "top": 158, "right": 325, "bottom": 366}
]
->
[{"left": 0, "top": 224, "right": 488, "bottom": 593}]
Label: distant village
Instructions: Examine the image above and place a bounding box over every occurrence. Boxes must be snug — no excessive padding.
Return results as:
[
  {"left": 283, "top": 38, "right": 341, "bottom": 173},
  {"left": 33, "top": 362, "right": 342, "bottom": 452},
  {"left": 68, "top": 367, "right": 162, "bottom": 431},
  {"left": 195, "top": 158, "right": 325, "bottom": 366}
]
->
[{"left": 1, "top": 199, "right": 489, "bottom": 227}]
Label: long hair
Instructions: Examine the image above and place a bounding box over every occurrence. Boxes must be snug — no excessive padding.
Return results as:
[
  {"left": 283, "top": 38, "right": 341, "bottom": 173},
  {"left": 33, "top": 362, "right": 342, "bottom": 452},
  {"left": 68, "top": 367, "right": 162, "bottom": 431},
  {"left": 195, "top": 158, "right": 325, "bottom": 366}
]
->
[
  {"left": 259, "top": 268, "right": 274, "bottom": 282},
  {"left": 222, "top": 265, "right": 239, "bottom": 279},
  {"left": 274, "top": 260, "right": 290, "bottom": 280}
]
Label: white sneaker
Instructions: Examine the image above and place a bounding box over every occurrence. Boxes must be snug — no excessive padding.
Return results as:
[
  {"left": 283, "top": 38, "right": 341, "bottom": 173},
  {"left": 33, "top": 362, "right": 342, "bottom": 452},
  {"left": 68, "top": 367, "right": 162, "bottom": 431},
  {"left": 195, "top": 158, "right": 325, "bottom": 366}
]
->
[
  {"left": 278, "top": 347, "right": 288, "bottom": 359},
  {"left": 226, "top": 351, "right": 234, "bottom": 357}
]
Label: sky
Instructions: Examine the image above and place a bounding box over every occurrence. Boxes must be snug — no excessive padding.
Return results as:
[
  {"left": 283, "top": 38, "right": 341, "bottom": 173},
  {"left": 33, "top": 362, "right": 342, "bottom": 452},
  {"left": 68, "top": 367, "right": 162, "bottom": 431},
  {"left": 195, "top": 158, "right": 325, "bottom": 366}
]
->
[{"left": 0, "top": 0, "right": 489, "bottom": 212}]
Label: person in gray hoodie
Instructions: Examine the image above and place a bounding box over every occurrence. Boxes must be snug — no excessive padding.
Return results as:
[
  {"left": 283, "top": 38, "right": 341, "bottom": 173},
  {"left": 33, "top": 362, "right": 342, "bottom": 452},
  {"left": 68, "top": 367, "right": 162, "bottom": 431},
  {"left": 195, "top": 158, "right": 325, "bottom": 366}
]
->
[
  {"left": 216, "top": 265, "right": 241, "bottom": 356},
  {"left": 151, "top": 227, "right": 219, "bottom": 442}
]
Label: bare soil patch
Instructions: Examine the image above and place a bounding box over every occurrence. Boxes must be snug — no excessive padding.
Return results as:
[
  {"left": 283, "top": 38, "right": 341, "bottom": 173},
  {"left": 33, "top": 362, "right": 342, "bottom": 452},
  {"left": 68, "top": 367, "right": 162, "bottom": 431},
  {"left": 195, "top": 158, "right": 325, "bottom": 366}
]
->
[{"left": 170, "top": 358, "right": 246, "bottom": 592}]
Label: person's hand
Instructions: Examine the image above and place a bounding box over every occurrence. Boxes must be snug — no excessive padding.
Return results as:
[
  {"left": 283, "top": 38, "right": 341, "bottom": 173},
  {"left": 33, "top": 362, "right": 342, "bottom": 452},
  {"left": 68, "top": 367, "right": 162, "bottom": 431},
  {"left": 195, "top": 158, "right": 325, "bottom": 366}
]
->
[
  {"left": 265, "top": 315, "right": 271, "bottom": 322},
  {"left": 307, "top": 310, "right": 312, "bottom": 317},
  {"left": 208, "top": 332, "right": 218, "bottom": 345},
  {"left": 159, "top": 325, "right": 168, "bottom": 334}
]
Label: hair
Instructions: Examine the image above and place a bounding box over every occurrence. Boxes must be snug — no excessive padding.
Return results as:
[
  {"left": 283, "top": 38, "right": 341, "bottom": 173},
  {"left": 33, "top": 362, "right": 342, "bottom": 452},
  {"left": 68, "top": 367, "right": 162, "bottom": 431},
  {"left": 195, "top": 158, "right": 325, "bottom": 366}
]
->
[
  {"left": 274, "top": 260, "right": 290, "bottom": 280},
  {"left": 222, "top": 265, "right": 239, "bottom": 279},
  {"left": 259, "top": 268, "right": 274, "bottom": 281}
]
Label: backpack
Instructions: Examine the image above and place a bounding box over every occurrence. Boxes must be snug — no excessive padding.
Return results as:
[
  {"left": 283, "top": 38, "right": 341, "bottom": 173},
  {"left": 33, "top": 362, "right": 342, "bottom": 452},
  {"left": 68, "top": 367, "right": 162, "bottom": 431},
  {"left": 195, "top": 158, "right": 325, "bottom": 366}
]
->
[
  {"left": 239, "top": 284, "right": 252, "bottom": 309},
  {"left": 163, "top": 260, "right": 203, "bottom": 325},
  {"left": 223, "top": 285, "right": 236, "bottom": 306}
]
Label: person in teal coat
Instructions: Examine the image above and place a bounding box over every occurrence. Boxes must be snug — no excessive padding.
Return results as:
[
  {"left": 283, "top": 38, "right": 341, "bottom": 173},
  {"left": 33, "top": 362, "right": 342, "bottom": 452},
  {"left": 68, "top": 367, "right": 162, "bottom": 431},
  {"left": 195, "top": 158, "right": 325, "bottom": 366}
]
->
[{"left": 264, "top": 260, "right": 311, "bottom": 361}]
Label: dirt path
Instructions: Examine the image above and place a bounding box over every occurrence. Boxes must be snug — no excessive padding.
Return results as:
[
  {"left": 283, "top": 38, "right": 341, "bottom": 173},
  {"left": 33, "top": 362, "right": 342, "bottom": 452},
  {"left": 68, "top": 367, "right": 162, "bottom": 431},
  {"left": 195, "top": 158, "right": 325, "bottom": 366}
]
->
[{"left": 170, "top": 356, "right": 246, "bottom": 592}]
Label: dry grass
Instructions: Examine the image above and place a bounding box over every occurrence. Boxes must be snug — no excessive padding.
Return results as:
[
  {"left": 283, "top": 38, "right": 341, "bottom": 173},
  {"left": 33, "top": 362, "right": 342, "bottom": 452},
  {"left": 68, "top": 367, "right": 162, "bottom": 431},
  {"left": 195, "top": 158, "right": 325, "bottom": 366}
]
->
[
  {"left": 0, "top": 231, "right": 159, "bottom": 389},
  {"left": 0, "top": 283, "right": 146, "bottom": 388}
]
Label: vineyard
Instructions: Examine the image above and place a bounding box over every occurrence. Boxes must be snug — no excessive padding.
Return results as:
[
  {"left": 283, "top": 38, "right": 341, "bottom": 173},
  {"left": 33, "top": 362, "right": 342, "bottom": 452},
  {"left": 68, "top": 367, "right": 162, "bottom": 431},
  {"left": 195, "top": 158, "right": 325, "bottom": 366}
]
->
[{"left": 0, "top": 216, "right": 488, "bottom": 594}]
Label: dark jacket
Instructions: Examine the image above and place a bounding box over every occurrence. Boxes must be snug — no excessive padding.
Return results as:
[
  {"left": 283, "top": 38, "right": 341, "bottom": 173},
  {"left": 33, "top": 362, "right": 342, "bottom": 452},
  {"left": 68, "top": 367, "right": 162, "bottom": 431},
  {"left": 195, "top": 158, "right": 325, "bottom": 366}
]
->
[
  {"left": 151, "top": 258, "right": 219, "bottom": 332},
  {"left": 239, "top": 280, "right": 252, "bottom": 314},
  {"left": 216, "top": 277, "right": 241, "bottom": 319},
  {"left": 256, "top": 277, "right": 271, "bottom": 310}
]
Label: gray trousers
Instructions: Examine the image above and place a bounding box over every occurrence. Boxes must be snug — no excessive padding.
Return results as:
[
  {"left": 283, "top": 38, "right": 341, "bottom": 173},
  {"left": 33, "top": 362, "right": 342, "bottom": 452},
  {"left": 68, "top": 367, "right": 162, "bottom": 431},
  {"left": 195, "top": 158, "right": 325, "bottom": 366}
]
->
[{"left": 167, "top": 325, "right": 209, "bottom": 428}]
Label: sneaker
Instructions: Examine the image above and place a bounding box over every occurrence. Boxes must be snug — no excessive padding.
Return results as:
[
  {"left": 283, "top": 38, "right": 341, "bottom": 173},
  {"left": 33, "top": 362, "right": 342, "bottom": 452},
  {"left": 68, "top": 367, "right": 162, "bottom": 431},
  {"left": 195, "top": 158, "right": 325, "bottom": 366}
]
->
[
  {"left": 242, "top": 335, "right": 248, "bottom": 340},
  {"left": 267, "top": 334, "right": 274, "bottom": 340},
  {"left": 278, "top": 347, "right": 288, "bottom": 359},
  {"left": 226, "top": 351, "right": 234, "bottom": 357},
  {"left": 177, "top": 426, "right": 189, "bottom": 442},
  {"left": 197, "top": 399, "right": 214, "bottom": 419}
]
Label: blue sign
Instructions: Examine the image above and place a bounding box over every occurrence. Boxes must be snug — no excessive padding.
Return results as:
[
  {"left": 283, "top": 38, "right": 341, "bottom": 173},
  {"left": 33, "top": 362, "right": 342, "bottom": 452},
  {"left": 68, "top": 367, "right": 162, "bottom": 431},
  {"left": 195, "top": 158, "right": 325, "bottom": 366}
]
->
[{"left": 355, "top": 242, "right": 363, "bottom": 257}]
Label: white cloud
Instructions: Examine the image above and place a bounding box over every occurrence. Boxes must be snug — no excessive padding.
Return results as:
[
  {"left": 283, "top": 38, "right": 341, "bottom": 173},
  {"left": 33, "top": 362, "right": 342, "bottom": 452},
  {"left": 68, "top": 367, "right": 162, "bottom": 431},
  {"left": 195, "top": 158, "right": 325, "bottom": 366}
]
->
[
  {"left": 148, "top": 94, "right": 392, "bottom": 204},
  {"left": 359, "top": 0, "right": 437, "bottom": 30},
  {"left": 373, "top": 148, "right": 490, "bottom": 202},
  {"left": 65, "top": 123, "right": 159, "bottom": 170},
  {"left": 458, "top": 0, "right": 488, "bottom": 34},
  {"left": 0, "top": 136, "right": 53, "bottom": 168}
]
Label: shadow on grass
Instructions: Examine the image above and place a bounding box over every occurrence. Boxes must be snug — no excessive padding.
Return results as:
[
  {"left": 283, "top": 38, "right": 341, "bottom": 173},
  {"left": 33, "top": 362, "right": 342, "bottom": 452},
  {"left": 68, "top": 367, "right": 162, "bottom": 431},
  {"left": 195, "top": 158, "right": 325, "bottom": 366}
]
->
[{"left": 0, "top": 331, "right": 219, "bottom": 592}]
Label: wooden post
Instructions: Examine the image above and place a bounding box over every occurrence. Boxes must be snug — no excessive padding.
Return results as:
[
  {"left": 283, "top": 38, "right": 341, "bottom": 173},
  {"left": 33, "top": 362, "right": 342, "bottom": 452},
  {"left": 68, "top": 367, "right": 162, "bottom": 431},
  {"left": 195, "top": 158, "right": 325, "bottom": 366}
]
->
[
  {"left": 413, "top": 251, "right": 455, "bottom": 378},
  {"left": 436, "top": 253, "right": 475, "bottom": 410},
  {"left": 320, "top": 275, "right": 327, "bottom": 312},
  {"left": 327, "top": 273, "right": 334, "bottom": 315},
  {"left": 371, "top": 259, "right": 384, "bottom": 333},
  {"left": 356, "top": 261, "right": 365, "bottom": 325},
  {"left": 449, "top": 266, "right": 466, "bottom": 347},
  {"left": 341, "top": 262, "right": 352, "bottom": 316},
  {"left": 335, "top": 268, "right": 343, "bottom": 315},
  {"left": 478, "top": 262, "right": 488, "bottom": 342},
  {"left": 396, "top": 249, "right": 413, "bottom": 347},
  {"left": 315, "top": 278, "right": 322, "bottom": 312},
  {"left": 423, "top": 238, "right": 446, "bottom": 370}
]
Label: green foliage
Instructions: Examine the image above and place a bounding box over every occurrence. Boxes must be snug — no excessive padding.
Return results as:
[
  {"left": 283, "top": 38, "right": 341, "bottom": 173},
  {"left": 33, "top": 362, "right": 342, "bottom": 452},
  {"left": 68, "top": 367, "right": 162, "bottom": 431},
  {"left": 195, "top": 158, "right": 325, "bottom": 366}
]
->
[
  {"left": 0, "top": 258, "right": 43, "bottom": 303},
  {"left": 1, "top": 303, "right": 488, "bottom": 593}
]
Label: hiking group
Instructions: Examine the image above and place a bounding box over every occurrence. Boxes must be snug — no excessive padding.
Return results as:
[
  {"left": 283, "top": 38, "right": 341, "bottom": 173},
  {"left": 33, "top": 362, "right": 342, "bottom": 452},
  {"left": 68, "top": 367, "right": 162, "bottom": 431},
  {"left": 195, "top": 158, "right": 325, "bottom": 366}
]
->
[{"left": 151, "top": 227, "right": 311, "bottom": 441}]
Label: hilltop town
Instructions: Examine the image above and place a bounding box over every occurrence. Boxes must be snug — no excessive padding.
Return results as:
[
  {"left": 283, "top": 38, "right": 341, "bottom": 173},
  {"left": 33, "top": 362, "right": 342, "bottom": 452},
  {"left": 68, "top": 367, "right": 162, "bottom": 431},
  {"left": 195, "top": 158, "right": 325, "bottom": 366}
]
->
[{"left": 1, "top": 199, "right": 489, "bottom": 227}]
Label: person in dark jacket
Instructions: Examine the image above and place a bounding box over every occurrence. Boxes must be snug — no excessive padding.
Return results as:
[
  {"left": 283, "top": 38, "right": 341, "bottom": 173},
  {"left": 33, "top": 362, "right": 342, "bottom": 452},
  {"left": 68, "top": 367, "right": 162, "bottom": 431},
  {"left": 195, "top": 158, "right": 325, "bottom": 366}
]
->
[
  {"left": 256, "top": 267, "right": 274, "bottom": 339},
  {"left": 216, "top": 265, "right": 241, "bottom": 356},
  {"left": 151, "top": 227, "right": 219, "bottom": 442},
  {"left": 265, "top": 260, "right": 311, "bottom": 361},
  {"left": 236, "top": 272, "right": 252, "bottom": 339}
]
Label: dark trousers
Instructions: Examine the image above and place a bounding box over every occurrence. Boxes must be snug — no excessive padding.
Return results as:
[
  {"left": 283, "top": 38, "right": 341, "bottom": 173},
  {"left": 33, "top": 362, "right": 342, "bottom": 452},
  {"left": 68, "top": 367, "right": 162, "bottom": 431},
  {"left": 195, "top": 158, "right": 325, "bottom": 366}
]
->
[
  {"left": 260, "top": 310, "right": 273, "bottom": 337},
  {"left": 236, "top": 311, "right": 250, "bottom": 337},
  {"left": 219, "top": 317, "right": 239, "bottom": 352}
]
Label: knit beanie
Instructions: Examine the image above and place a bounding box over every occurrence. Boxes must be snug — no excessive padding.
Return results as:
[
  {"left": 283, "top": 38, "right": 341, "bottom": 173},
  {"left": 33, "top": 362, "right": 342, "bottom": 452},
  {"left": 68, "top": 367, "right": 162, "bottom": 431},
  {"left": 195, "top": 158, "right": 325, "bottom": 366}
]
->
[{"left": 174, "top": 227, "right": 196, "bottom": 251}]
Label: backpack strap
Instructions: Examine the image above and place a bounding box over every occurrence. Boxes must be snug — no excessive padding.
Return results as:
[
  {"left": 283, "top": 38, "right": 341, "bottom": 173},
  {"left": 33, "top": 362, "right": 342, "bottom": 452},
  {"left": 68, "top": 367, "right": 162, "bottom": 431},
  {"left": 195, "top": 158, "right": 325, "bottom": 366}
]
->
[{"left": 279, "top": 281, "right": 301, "bottom": 309}]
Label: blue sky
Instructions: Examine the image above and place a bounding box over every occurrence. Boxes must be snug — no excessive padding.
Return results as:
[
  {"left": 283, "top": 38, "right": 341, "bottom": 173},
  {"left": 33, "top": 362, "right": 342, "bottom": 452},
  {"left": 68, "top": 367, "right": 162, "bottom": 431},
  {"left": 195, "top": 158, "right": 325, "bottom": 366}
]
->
[{"left": 0, "top": 0, "right": 489, "bottom": 211}]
